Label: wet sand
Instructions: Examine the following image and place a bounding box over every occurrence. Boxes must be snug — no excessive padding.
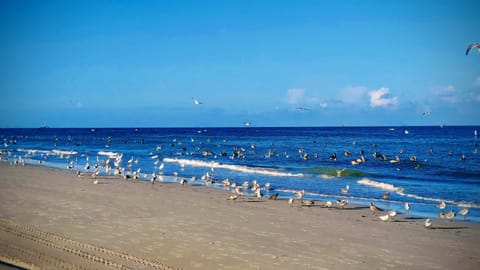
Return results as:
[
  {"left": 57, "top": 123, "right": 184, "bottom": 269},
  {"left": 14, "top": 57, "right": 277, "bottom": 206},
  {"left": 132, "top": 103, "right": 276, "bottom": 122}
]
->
[{"left": 0, "top": 163, "right": 479, "bottom": 269}]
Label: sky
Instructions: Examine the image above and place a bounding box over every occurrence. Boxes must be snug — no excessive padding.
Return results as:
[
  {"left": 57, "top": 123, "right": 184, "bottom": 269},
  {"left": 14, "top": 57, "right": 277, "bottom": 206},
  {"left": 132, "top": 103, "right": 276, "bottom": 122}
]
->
[{"left": 1, "top": 0, "right": 479, "bottom": 128}]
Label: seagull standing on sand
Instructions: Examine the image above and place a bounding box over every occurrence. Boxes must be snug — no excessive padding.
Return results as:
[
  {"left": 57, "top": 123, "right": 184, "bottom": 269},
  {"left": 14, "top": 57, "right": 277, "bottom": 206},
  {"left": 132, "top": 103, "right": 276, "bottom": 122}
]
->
[
  {"left": 370, "top": 202, "right": 383, "bottom": 213},
  {"left": 424, "top": 218, "right": 432, "bottom": 229},
  {"left": 378, "top": 213, "right": 390, "bottom": 222},
  {"left": 466, "top": 43, "right": 480, "bottom": 55},
  {"left": 404, "top": 202, "right": 411, "bottom": 215}
]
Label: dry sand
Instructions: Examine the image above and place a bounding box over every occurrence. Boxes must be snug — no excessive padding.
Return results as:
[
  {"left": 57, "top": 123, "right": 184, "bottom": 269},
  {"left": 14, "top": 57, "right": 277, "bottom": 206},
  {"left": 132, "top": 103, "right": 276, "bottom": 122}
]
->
[{"left": 0, "top": 163, "right": 479, "bottom": 270}]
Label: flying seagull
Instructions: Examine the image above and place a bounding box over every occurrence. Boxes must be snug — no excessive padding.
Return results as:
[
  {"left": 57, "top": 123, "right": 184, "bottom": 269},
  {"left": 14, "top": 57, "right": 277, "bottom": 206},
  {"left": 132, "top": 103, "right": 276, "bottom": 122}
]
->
[
  {"left": 192, "top": 98, "right": 203, "bottom": 105},
  {"left": 466, "top": 43, "right": 480, "bottom": 55},
  {"left": 296, "top": 107, "right": 312, "bottom": 111}
]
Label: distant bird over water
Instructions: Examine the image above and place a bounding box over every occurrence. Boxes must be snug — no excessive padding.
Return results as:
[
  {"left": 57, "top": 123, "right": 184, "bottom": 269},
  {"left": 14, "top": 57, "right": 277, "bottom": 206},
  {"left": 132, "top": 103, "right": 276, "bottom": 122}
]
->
[
  {"left": 466, "top": 43, "right": 480, "bottom": 55},
  {"left": 192, "top": 98, "right": 203, "bottom": 105},
  {"left": 296, "top": 107, "right": 311, "bottom": 111}
]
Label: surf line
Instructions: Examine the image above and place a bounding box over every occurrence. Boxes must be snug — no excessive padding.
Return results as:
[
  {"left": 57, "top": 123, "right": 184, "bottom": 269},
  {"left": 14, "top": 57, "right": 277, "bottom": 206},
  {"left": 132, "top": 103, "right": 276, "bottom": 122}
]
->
[{"left": 163, "top": 158, "right": 304, "bottom": 177}]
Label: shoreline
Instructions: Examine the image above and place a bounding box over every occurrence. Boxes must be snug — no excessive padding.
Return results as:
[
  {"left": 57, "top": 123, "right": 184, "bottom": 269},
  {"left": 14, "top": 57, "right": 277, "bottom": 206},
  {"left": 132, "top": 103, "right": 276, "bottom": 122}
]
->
[{"left": 0, "top": 163, "right": 479, "bottom": 269}]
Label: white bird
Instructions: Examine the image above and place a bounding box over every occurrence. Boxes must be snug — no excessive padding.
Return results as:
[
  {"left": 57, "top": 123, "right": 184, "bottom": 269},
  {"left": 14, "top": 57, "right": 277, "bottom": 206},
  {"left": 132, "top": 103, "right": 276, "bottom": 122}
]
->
[
  {"left": 227, "top": 194, "right": 238, "bottom": 201},
  {"left": 458, "top": 208, "right": 469, "bottom": 220},
  {"left": 336, "top": 199, "right": 348, "bottom": 208},
  {"left": 192, "top": 98, "right": 203, "bottom": 105},
  {"left": 296, "top": 107, "right": 311, "bottom": 111},
  {"left": 466, "top": 43, "right": 480, "bottom": 55},
  {"left": 424, "top": 218, "right": 432, "bottom": 229},
  {"left": 288, "top": 198, "right": 295, "bottom": 206},
  {"left": 341, "top": 185, "right": 349, "bottom": 194},
  {"left": 378, "top": 213, "right": 390, "bottom": 222},
  {"left": 445, "top": 210, "right": 455, "bottom": 220},
  {"left": 436, "top": 201, "right": 446, "bottom": 210},
  {"left": 404, "top": 202, "right": 411, "bottom": 215},
  {"left": 388, "top": 210, "right": 397, "bottom": 218},
  {"left": 323, "top": 201, "right": 333, "bottom": 208},
  {"left": 244, "top": 122, "right": 251, "bottom": 127},
  {"left": 294, "top": 190, "right": 305, "bottom": 200}
]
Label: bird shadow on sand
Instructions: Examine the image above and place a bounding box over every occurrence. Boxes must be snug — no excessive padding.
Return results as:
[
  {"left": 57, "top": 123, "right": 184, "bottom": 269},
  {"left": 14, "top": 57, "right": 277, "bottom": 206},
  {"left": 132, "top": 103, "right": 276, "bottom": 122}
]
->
[
  {"left": 336, "top": 206, "right": 370, "bottom": 210},
  {"left": 431, "top": 226, "right": 468, "bottom": 230},
  {"left": 403, "top": 216, "right": 424, "bottom": 220}
]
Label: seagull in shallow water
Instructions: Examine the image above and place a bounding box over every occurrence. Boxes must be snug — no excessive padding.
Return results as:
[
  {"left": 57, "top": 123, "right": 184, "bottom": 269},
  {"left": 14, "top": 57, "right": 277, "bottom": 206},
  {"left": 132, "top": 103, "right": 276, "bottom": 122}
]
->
[
  {"left": 404, "top": 202, "right": 411, "bottom": 215},
  {"left": 466, "top": 43, "right": 480, "bottom": 55},
  {"left": 458, "top": 208, "right": 469, "bottom": 220}
]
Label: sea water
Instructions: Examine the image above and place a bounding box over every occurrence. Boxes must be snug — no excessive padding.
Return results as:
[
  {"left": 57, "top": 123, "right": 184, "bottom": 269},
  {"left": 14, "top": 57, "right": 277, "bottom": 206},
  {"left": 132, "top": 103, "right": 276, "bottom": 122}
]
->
[{"left": 1, "top": 126, "right": 479, "bottom": 222}]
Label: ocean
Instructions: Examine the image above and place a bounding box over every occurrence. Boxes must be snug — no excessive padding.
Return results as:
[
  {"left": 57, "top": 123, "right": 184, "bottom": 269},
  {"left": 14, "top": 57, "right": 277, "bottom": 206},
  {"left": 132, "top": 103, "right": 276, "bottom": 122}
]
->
[{"left": 1, "top": 126, "right": 479, "bottom": 222}]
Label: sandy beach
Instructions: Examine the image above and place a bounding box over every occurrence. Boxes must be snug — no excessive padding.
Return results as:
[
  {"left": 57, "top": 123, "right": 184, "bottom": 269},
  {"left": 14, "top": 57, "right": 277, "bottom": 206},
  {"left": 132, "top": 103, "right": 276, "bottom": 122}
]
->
[{"left": 0, "top": 163, "right": 479, "bottom": 270}]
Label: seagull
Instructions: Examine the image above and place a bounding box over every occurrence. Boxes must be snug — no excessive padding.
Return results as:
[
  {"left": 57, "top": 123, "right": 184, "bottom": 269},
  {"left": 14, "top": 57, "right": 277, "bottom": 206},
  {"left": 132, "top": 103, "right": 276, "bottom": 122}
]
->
[
  {"left": 296, "top": 107, "right": 311, "bottom": 111},
  {"left": 382, "top": 192, "right": 390, "bottom": 200},
  {"left": 323, "top": 201, "right": 333, "bottom": 208},
  {"left": 422, "top": 111, "right": 431, "bottom": 116},
  {"left": 341, "top": 185, "right": 349, "bottom": 194},
  {"left": 458, "top": 208, "right": 469, "bottom": 220},
  {"left": 192, "top": 98, "right": 203, "bottom": 105},
  {"left": 388, "top": 210, "right": 397, "bottom": 218},
  {"left": 424, "top": 218, "right": 432, "bottom": 229},
  {"left": 288, "top": 198, "right": 295, "bottom": 206},
  {"left": 445, "top": 210, "right": 455, "bottom": 220},
  {"left": 404, "top": 202, "right": 410, "bottom": 215},
  {"left": 268, "top": 193, "right": 279, "bottom": 200},
  {"left": 466, "top": 43, "right": 480, "bottom": 55},
  {"left": 370, "top": 202, "right": 383, "bottom": 213},
  {"left": 227, "top": 194, "right": 238, "bottom": 201},
  {"left": 378, "top": 213, "right": 390, "bottom": 222},
  {"left": 436, "top": 201, "right": 446, "bottom": 210},
  {"left": 294, "top": 190, "right": 305, "bottom": 200},
  {"left": 244, "top": 122, "right": 251, "bottom": 127},
  {"left": 336, "top": 199, "right": 348, "bottom": 208}
]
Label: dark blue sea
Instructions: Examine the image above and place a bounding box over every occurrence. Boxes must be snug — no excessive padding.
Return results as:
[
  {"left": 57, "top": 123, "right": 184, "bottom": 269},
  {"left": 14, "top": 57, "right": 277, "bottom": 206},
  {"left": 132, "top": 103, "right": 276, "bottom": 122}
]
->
[{"left": 1, "top": 126, "right": 479, "bottom": 222}]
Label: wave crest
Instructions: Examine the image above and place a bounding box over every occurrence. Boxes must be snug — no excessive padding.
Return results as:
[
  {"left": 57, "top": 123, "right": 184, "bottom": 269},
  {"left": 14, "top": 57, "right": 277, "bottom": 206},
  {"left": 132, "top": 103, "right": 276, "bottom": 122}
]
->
[{"left": 163, "top": 158, "right": 303, "bottom": 177}]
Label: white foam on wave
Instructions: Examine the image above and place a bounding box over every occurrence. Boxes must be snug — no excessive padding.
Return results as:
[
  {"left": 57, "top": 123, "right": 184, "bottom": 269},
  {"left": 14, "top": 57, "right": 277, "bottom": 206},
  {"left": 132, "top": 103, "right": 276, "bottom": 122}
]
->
[
  {"left": 357, "top": 178, "right": 403, "bottom": 192},
  {"left": 16, "top": 148, "right": 50, "bottom": 155},
  {"left": 357, "top": 178, "right": 479, "bottom": 208},
  {"left": 163, "top": 158, "right": 303, "bottom": 177},
  {"left": 52, "top": 149, "right": 78, "bottom": 156},
  {"left": 97, "top": 151, "right": 121, "bottom": 158}
]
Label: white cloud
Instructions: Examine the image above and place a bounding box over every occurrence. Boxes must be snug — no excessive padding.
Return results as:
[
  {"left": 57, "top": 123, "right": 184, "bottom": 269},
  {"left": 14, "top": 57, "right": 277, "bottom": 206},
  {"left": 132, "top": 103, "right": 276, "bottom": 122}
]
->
[
  {"left": 475, "top": 76, "right": 480, "bottom": 87},
  {"left": 339, "top": 85, "right": 368, "bottom": 106},
  {"left": 369, "top": 87, "right": 399, "bottom": 108},
  {"left": 285, "top": 88, "right": 328, "bottom": 108},
  {"left": 434, "top": 85, "right": 460, "bottom": 104},
  {"left": 286, "top": 88, "right": 305, "bottom": 104}
]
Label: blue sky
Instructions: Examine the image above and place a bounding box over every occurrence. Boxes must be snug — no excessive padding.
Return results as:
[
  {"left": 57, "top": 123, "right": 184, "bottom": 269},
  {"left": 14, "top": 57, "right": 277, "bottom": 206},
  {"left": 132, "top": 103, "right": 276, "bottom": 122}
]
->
[{"left": 1, "top": 0, "right": 479, "bottom": 127}]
